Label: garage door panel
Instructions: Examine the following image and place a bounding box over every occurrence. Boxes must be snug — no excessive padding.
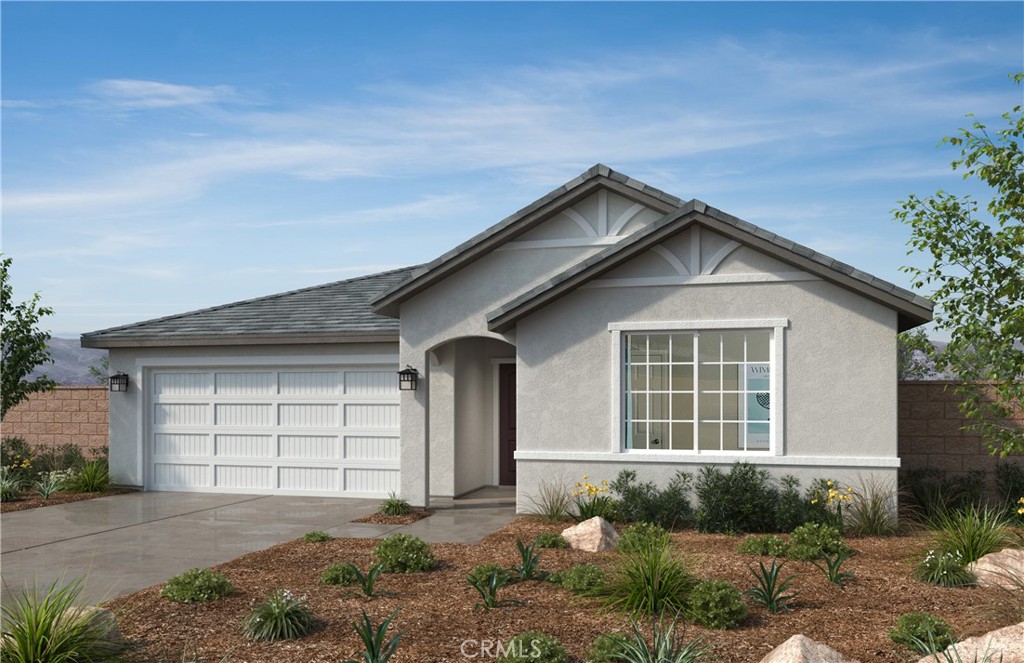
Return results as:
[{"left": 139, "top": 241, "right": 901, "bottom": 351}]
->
[
  {"left": 154, "top": 433, "right": 209, "bottom": 457},
  {"left": 214, "top": 434, "right": 273, "bottom": 458},
  {"left": 149, "top": 365, "right": 398, "bottom": 497},
  {"left": 155, "top": 403, "right": 209, "bottom": 426},
  {"left": 280, "top": 467, "right": 337, "bottom": 491},
  {"left": 215, "top": 465, "right": 273, "bottom": 489},
  {"left": 279, "top": 435, "right": 340, "bottom": 460},
  {"left": 278, "top": 403, "right": 338, "bottom": 427},
  {"left": 344, "top": 436, "right": 399, "bottom": 461},
  {"left": 215, "top": 372, "right": 275, "bottom": 395}
]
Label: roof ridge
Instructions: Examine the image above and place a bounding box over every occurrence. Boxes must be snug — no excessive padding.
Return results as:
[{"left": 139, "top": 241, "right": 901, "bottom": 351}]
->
[{"left": 81, "top": 265, "right": 419, "bottom": 338}]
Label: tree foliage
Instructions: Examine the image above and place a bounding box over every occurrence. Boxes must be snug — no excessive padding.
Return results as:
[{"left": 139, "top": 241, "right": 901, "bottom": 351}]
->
[
  {"left": 1, "top": 255, "right": 57, "bottom": 419},
  {"left": 895, "top": 73, "right": 1023, "bottom": 456},
  {"left": 897, "top": 329, "right": 934, "bottom": 381}
]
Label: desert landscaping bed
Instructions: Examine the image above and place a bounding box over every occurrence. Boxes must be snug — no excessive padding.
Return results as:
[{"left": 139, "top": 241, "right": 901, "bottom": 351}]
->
[
  {"left": 107, "top": 518, "right": 1017, "bottom": 663},
  {"left": 0, "top": 486, "right": 134, "bottom": 513}
]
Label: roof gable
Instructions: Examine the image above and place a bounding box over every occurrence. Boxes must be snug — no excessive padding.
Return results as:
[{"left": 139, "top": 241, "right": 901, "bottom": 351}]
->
[
  {"left": 369, "top": 164, "right": 682, "bottom": 317},
  {"left": 486, "top": 200, "right": 933, "bottom": 333}
]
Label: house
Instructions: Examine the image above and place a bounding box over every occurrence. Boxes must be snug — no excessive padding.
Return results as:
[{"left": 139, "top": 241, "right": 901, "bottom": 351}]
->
[{"left": 81, "top": 165, "right": 933, "bottom": 509}]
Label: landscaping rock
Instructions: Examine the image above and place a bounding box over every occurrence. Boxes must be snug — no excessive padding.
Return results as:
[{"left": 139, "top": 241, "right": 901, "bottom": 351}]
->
[
  {"left": 917, "top": 621, "right": 1024, "bottom": 663},
  {"left": 560, "top": 516, "right": 619, "bottom": 552},
  {"left": 61, "top": 606, "right": 124, "bottom": 649},
  {"left": 969, "top": 548, "right": 1024, "bottom": 590},
  {"left": 759, "top": 635, "right": 859, "bottom": 663}
]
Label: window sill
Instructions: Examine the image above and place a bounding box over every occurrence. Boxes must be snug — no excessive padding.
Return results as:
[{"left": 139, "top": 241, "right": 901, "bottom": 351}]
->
[{"left": 514, "top": 450, "right": 900, "bottom": 468}]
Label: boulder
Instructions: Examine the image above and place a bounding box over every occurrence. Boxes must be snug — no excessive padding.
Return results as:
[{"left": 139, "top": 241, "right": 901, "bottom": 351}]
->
[
  {"left": 758, "top": 635, "right": 859, "bottom": 663},
  {"left": 917, "top": 622, "right": 1024, "bottom": 663},
  {"left": 969, "top": 548, "right": 1024, "bottom": 590},
  {"left": 560, "top": 516, "right": 619, "bottom": 552}
]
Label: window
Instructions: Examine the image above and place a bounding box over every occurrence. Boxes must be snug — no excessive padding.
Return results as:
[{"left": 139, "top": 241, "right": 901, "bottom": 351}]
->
[{"left": 624, "top": 330, "right": 772, "bottom": 452}]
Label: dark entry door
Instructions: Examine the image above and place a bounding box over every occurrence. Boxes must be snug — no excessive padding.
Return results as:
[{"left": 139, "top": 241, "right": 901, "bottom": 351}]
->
[{"left": 498, "top": 363, "right": 516, "bottom": 486}]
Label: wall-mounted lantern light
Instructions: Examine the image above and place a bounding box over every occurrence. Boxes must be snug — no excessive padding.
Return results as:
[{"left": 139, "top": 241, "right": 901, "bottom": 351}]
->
[
  {"left": 109, "top": 372, "right": 130, "bottom": 392},
  {"left": 397, "top": 365, "right": 419, "bottom": 391}
]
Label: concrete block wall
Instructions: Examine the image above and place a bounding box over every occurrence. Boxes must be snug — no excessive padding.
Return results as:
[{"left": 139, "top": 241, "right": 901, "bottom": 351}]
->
[
  {"left": 898, "top": 381, "right": 1024, "bottom": 496},
  {"left": 0, "top": 387, "right": 109, "bottom": 453}
]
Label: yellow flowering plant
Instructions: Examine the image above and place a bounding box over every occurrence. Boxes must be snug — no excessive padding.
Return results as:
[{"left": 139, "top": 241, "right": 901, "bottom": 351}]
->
[
  {"left": 571, "top": 475, "right": 616, "bottom": 521},
  {"left": 807, "top": 479, "right": 855, "bottom": 532}
]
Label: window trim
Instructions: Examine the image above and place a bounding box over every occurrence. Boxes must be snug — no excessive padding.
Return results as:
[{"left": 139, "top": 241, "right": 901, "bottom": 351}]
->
[{"left": 609, "top": 319, "right": 788, "bottom": 457}]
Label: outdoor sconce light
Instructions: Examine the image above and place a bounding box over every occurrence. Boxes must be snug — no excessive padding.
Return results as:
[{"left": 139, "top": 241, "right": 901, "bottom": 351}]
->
[
  {"left": 109, "top": 372, "right": 129, "bottom": 392},
  {"left": 397, "top": 365, "right": 419, "bottom": 391}
]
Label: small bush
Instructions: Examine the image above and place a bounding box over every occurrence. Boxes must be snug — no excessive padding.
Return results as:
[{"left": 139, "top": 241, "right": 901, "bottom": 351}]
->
[
  {"left": 1, "top": 436, "right": 32, "bottom": 471},
  {"left": 30, "top": 443, "right": 87, "bottom": 475},
  {"left": 995, "top": 461, "right": 1024, "bottom": 522},
  {"left": 321, "top": 562, "right": 360, "bottom": 586},
  {"left": 776, "top": 475, "right": 811, "bottom": 532},
  {"left": 888, "top": 611, "right": 957, "bottom": 655},
  {"left": 468, "top": 563, "right": 512, "bottom": 587},
  {"left": 613, "top": 615, "right": 711, "bottom": 663},
  {"left": 587, "top": 632, "right": 632, "bottom": 663},
  {"left": 160, "top": 568, "right": 234, "bottom": 603},
  {"left": 736, "top": 535, "right": 789, "bottom": 557},
  {"left": 788, "top": 522, "right": 848, "bottom": 561},
  {"left": 498, "top": 631, "right": 568, "bottom": 663},
  {"left": 694, "top": 463, "right": 780, "bottom": 534},
  {"left": 67, "top": 459, "right": 109, "bottom": 493},
  {"left": 468, "top": 567, "right": 510, "bottom": 611},
  {"left": 600, "top": 545, "right": 696, "bottom": 616},
  {"left": 617, "top": 522, "right": 671, "bottom": 553},
  {"left": 242, "top": 588, "right": 315, "bottom": 642},
  {"left": 302, "top": 530, "right": 333, "bottom": 543},
  {"left": 526, "top": 480, "right": 574, "bottom": 522},
  {"left": 34, "top": 472, "right": 65, "bottom": 499},
  {"left": 534, "top": 531, "right": 568, "bottom": 549},
  {"left": 555, "top": 563, "right": 605, "bottom": 594},
  {"left": 912, "top": 549, "right": 975, "bottom": 588},
  {"left": 372, "top": 533, "right": 436, "bottom": 573},
  {"left": 903, "top": 467, "right": 985, "bottom": 521},
  {"left": 927, "top": 504, "right": 1014, "bottom": 564},
  {"left": 609, "top": 469, "right": 695, "bottom": 530},
  {"left": 0, "top": 576, "right": 123, "bottom": 662},
  {"left": 0, "top": 467, "right": 24, "bottom": 502},
  {"left": 379, "top": 491, "right": 412, "bottom": 517},
  {"left": 686, "top": 580, "right": 747, "bottom": 629},
  {"left": 845, "top": 477, "right": 898, "bottom": 537}
]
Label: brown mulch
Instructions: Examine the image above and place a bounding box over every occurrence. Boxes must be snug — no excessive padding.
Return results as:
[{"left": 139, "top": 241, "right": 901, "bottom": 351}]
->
[
  {"left": 352, "top": 509, "right": 433, "bottom": 525},
  {"left": 107, "top": 518, "right": 1020, "bottom": 663},
  {"left": 0, "top": 486, "right": 136, "bottom": 512}
]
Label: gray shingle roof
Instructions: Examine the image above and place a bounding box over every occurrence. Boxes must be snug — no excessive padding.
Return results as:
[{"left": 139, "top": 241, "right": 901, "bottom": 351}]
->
[{"left": 81, "top": 266, "right": 418, "bottom": 348}]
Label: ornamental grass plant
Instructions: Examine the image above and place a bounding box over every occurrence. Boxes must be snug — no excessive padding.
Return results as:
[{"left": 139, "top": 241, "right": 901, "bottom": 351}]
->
[
  {"left": 926, "top": 503, "right": 1015, "bottom": 564},
  {"left": 242, "top": 588, "right": 315, "bottom": 642},
  {"left": 600, "top": 544, "right": 696, "bottom": 617}
]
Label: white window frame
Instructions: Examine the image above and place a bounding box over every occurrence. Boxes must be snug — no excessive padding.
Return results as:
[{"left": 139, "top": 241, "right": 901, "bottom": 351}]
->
[{"left": 609, "top": 319, "right": 787, "bottom": 457}]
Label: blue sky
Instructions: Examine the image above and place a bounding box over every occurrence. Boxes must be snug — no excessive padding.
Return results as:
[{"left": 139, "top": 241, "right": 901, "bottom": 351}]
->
[{"left": 2, "top": 2, "right": 1021, "bottom": 337}]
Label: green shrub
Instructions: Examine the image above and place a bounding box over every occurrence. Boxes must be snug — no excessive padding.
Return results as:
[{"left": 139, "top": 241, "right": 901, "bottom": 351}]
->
[
  {"left": 686, "top": 580, "right": 747, "bottom": 629},
  {"left": 30, "top": 443, "right": 87, "bottom": 475},
  {"left": 498, "top": 631, "right": 568, "bottom": 663},
  {"left": 1, "top": 436, "right": 34, "bottom": 482},
  {"left": 736, "top": 534, "right": 789, "bottom": 557},
  {"left": 889, "top": 611, "right": 957, "bottom": 655},
  {"left": 745, "top": 559, "right": 798, "bottom": 614},
  {"left": 372, "top": 533, "right": 436, "bottom": 573},
  {"left": 927, "top": 503, "right": 1015, "bottom": 564},
  {"left": 612, "top": 615, "right": 711, "bottom": 663},
  {"left": 776, "top": 475, "right": 812, "bottom": 532},
  {"left": 902, "top": 467, "right": 985, "bottom": 521},
  {"left": 468, "top": 567, "right": 510, "bottom": 611},
  {"left": 0, "top": 467, "right": 24, "bottom": 502},
  {"left": 600, "top": 545, "right": 696, "bottom": 616},
  {"left": 321, "top": 562, "right": 360, "bottom": 586},
  {"left": 844, "top": 477, "right": 898, "bottom": 536},
  {"left": 160, "top": 568, "right": 234, "bottom": 603},
  {"left": 379, "top": 491, "right": 412, "bottom": 516},
  {"left": 67, "top": 459, "right": 109, "bottom": 493},
  {"left": 468, "top": 563, "right": 512, "bottom": 587},
  {"left": 608, "top": 469, "right": 695, "bottom": 530},
  {"left": 587, "top": 632, "right": 632, "bottom": 663},
  {"left": 788, "top": 522, "right": 848, "bottom": 561},
  {"left": 912, "top": 549, "right": 975, "bottom": 588},
  {"left": 302, "top": 530, "right": 333, "bottom": 543},
  {"left": 33, "top": 472, "right": 64, "bottom": 499},
  {"left": 617, "top": 522, "right": 671, "bottom": 553},
  {"left": 525, "top": 480, "right": 574, "bottom": 522},
  {"left": 554, "top": 563, "right": 604, "bottom": 594},
  {"left": 242, "top": 588, "right": 315, "bottom": 642},
  {"left": 0, "top": 576, "right": 123, "bottom": 662},
  {"left": 534, "top": 531, "right": 568, "bottom": 549},
  {"left": 995, "top": 461, "right": 1024, "bottom": 522},
  {"left": 694, "top": 463, "right": 780, "bottom": 534}
]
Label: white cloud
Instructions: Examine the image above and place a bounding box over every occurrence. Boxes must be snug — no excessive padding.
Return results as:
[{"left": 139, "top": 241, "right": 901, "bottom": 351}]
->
[{"left": 84, "top": 79, "right": 240, "bottom": 110}]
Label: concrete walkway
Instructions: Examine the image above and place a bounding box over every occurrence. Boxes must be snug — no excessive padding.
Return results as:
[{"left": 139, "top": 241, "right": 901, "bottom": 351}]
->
[{"left": 1, "top": 491, "right": 515, "bottom": 604}]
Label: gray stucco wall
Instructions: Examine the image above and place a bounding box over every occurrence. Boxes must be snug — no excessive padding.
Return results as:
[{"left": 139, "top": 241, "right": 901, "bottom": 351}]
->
[{"left": 107, "top": 342, "right": 398, "bottom": 488}]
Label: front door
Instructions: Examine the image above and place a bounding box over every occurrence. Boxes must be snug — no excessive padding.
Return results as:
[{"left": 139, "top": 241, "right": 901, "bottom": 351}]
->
[{"left": 498, "top": 363, "right": 516, "bottom": 486}]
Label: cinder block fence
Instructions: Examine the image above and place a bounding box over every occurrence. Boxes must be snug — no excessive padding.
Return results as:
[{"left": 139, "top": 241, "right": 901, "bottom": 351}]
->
[{"left": 1, "top": 386, "right": 109, "bottom": 454}]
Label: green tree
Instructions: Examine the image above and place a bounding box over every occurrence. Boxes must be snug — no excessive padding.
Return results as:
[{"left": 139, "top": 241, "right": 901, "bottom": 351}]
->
[
  {"left": 1, "top": 255, "right": 57, "bottom": 419},
  {"left": 88, "top": 355, "right": 110, "bottom": 386},
  {"left": 897, "top": 329, "right": 934, "bottom": 381},
  {"left": 895, "top": 74, "right": 1023, "bottom": 456}
]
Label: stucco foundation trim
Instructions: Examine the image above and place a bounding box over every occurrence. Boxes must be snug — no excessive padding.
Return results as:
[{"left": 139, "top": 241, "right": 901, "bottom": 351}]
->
[{"left": 514, "top": 450, "right": 901, "bottom": 469}]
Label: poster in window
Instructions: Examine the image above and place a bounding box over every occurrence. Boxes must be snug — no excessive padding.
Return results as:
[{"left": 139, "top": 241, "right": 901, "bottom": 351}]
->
[{"left": 745, "top": 364, "right": 770, "bottom": 450}]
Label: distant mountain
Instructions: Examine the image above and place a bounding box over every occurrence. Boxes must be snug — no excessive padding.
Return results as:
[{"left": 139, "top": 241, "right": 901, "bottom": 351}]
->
[{"left": 28, "top": 337, "right": 107, "bottom": 386}]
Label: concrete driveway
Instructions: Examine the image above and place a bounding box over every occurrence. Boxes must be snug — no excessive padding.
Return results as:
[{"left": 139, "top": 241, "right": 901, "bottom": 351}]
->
[{"left": 1, "top": 491, "right": 514, "bottom": 604}]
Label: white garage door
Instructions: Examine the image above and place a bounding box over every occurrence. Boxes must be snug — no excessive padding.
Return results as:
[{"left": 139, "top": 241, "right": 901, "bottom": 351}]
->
[{"left": 147, "top": 366, "right": 399, "bottom": 497}]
